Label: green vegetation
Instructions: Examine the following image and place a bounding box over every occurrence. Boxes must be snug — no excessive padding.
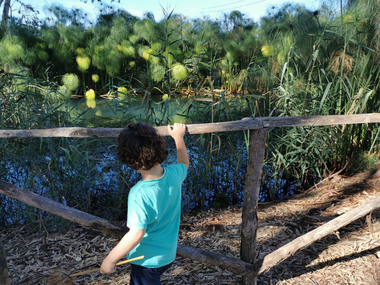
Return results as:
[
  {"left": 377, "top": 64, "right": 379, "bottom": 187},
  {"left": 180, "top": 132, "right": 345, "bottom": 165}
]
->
[{"left": 0, "top": 0, "right": 379, "bottom": 226}]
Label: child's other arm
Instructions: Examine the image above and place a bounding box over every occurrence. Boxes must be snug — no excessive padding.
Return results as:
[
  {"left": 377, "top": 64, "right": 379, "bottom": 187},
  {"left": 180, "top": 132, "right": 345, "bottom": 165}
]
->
[
  {"left": 100, "top": 228, "right": 145, "bottom": 274},
  {"left": 168, "top": 123, "right": 189, "bottom": 170}
]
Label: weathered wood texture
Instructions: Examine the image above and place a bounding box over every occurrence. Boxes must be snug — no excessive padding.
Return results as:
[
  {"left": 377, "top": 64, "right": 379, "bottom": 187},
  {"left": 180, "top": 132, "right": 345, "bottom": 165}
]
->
[
  {"left": 257, "top": 195, "right": 380, "bottom": 275},
  {"left": 0, "top": 180, "right": 254, "bottom": 277},
  {"left": 241, "top": 128, "right": 268, "bottom": 285},
  {"left": 0, "top": 113, "right": 379, "bottom": 138},
  {"left": 0, "top": 239, "right": 10, "bottom": 285},
  {"left": 0, "top": 180, "right": 128, "bottom": 238}
]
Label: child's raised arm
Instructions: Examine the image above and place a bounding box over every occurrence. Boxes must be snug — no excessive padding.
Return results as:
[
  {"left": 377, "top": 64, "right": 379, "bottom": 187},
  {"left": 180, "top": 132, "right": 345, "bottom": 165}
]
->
[{"left": 168, "top": 123, "right": 189, "bottom": 170}]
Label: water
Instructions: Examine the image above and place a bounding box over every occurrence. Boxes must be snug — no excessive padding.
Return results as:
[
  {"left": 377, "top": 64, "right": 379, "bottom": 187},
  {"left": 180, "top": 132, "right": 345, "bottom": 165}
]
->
[
  {"left": 0, "top": 138, "right": 299, "bottom": 226},
  {"left": 63, "top": 95, "right": 194, "bottom": 126},
  {"left": 62, "top": 93, "right": 252, "bottom": 127},
  {"left": 0, "top": 95, "right": 299, "bottom": 225}
]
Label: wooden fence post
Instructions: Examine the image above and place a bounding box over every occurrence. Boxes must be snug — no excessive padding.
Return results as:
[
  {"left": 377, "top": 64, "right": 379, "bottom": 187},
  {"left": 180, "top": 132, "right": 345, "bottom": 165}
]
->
[
  {"left": 241, "top": 128, "right": 268, "bottom": 285},
  {"left": 0, "top": 239, "right": 10, "bottom": 285}
]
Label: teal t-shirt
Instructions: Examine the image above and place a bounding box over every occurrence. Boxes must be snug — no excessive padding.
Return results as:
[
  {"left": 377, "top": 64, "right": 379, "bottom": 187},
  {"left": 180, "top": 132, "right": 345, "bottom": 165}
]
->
[{"left": 126, "top": 163, "right": 187, "bottom": 268}]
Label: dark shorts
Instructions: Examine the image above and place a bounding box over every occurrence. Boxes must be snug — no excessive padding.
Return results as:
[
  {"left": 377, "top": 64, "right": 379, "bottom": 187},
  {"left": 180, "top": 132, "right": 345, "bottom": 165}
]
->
[{"left": 130, "top": 262, "right": 173, "bottom": 285}]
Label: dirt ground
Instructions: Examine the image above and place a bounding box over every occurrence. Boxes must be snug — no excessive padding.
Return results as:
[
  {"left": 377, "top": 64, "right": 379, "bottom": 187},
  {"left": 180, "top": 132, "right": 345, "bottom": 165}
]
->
[{"left": 1, "top": 168, "right": 380, "bottom": 285}]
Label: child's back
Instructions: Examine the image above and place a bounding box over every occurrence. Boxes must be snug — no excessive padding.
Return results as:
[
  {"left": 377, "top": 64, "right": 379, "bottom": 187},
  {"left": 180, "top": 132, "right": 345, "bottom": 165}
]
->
[
  {"left": 101, "top": 123, "right": 189, "bottom": 285},
  {"left": 126, "top": 163, "right": 187, "bottom": 267}
]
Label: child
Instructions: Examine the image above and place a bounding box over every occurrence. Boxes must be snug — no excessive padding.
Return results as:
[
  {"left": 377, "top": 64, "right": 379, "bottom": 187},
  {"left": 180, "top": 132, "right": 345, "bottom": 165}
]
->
[{"left": 100, "top": 122, "right": 189, "bottom": 285}]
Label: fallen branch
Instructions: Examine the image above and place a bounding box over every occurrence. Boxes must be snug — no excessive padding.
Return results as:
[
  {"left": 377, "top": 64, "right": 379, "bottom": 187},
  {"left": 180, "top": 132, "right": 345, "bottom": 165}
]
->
[
  {"left": 0, "top": 180, "right": 253, "bottom": 277},
  {"left": 257, "top": 195, "right": 380, "bottom": 275},
  {"left": 307, "top": 161, "right": 349, "bottom": 192}
]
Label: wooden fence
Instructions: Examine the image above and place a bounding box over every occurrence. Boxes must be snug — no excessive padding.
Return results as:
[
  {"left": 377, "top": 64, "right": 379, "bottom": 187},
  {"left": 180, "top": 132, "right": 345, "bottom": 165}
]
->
[{"left": 1, "top": 113, "right": 380, "bottom": 285}]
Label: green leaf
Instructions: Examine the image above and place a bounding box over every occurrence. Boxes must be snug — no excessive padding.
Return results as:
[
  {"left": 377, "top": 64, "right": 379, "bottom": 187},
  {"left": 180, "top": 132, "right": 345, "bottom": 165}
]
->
[
  {"left": 319, "top": 82, "right": 332, "bottom": 111},
  {"left": 349, "top": 39, "right": 376, "bottom": 52}
]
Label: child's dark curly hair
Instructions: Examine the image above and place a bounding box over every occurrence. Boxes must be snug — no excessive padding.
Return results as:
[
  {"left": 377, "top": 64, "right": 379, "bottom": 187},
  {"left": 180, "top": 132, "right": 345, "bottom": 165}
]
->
[{"left": 117, "top": 123, "right": 168, "bottom": 170}]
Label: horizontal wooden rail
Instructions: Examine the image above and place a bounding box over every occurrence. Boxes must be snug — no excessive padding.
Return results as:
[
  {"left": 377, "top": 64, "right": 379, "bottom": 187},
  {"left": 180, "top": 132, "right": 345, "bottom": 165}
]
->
[
  {"left": 0, "top": 113, "right": 379, "bottom": 138},
  {"left": 257, "top": 195, "right": 380, "bottom": 275}
]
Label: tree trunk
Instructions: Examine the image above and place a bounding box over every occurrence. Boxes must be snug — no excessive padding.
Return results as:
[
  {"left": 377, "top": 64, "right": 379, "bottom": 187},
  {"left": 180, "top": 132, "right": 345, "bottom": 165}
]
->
[
  {"left": 1, "top": 0, "right": 10, "bottom": 27},
  {"left": 0, "top": 239, "right": 10, "bottom": 285},
  {"left": 240, "top": 128, "right": 268, "bottom": 285}
]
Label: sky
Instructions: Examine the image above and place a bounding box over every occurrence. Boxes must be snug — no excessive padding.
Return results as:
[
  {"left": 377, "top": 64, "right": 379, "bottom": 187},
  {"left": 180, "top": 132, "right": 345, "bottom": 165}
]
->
[{"left": 17, "top": 0, "right": 324, "bottom": 23}]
